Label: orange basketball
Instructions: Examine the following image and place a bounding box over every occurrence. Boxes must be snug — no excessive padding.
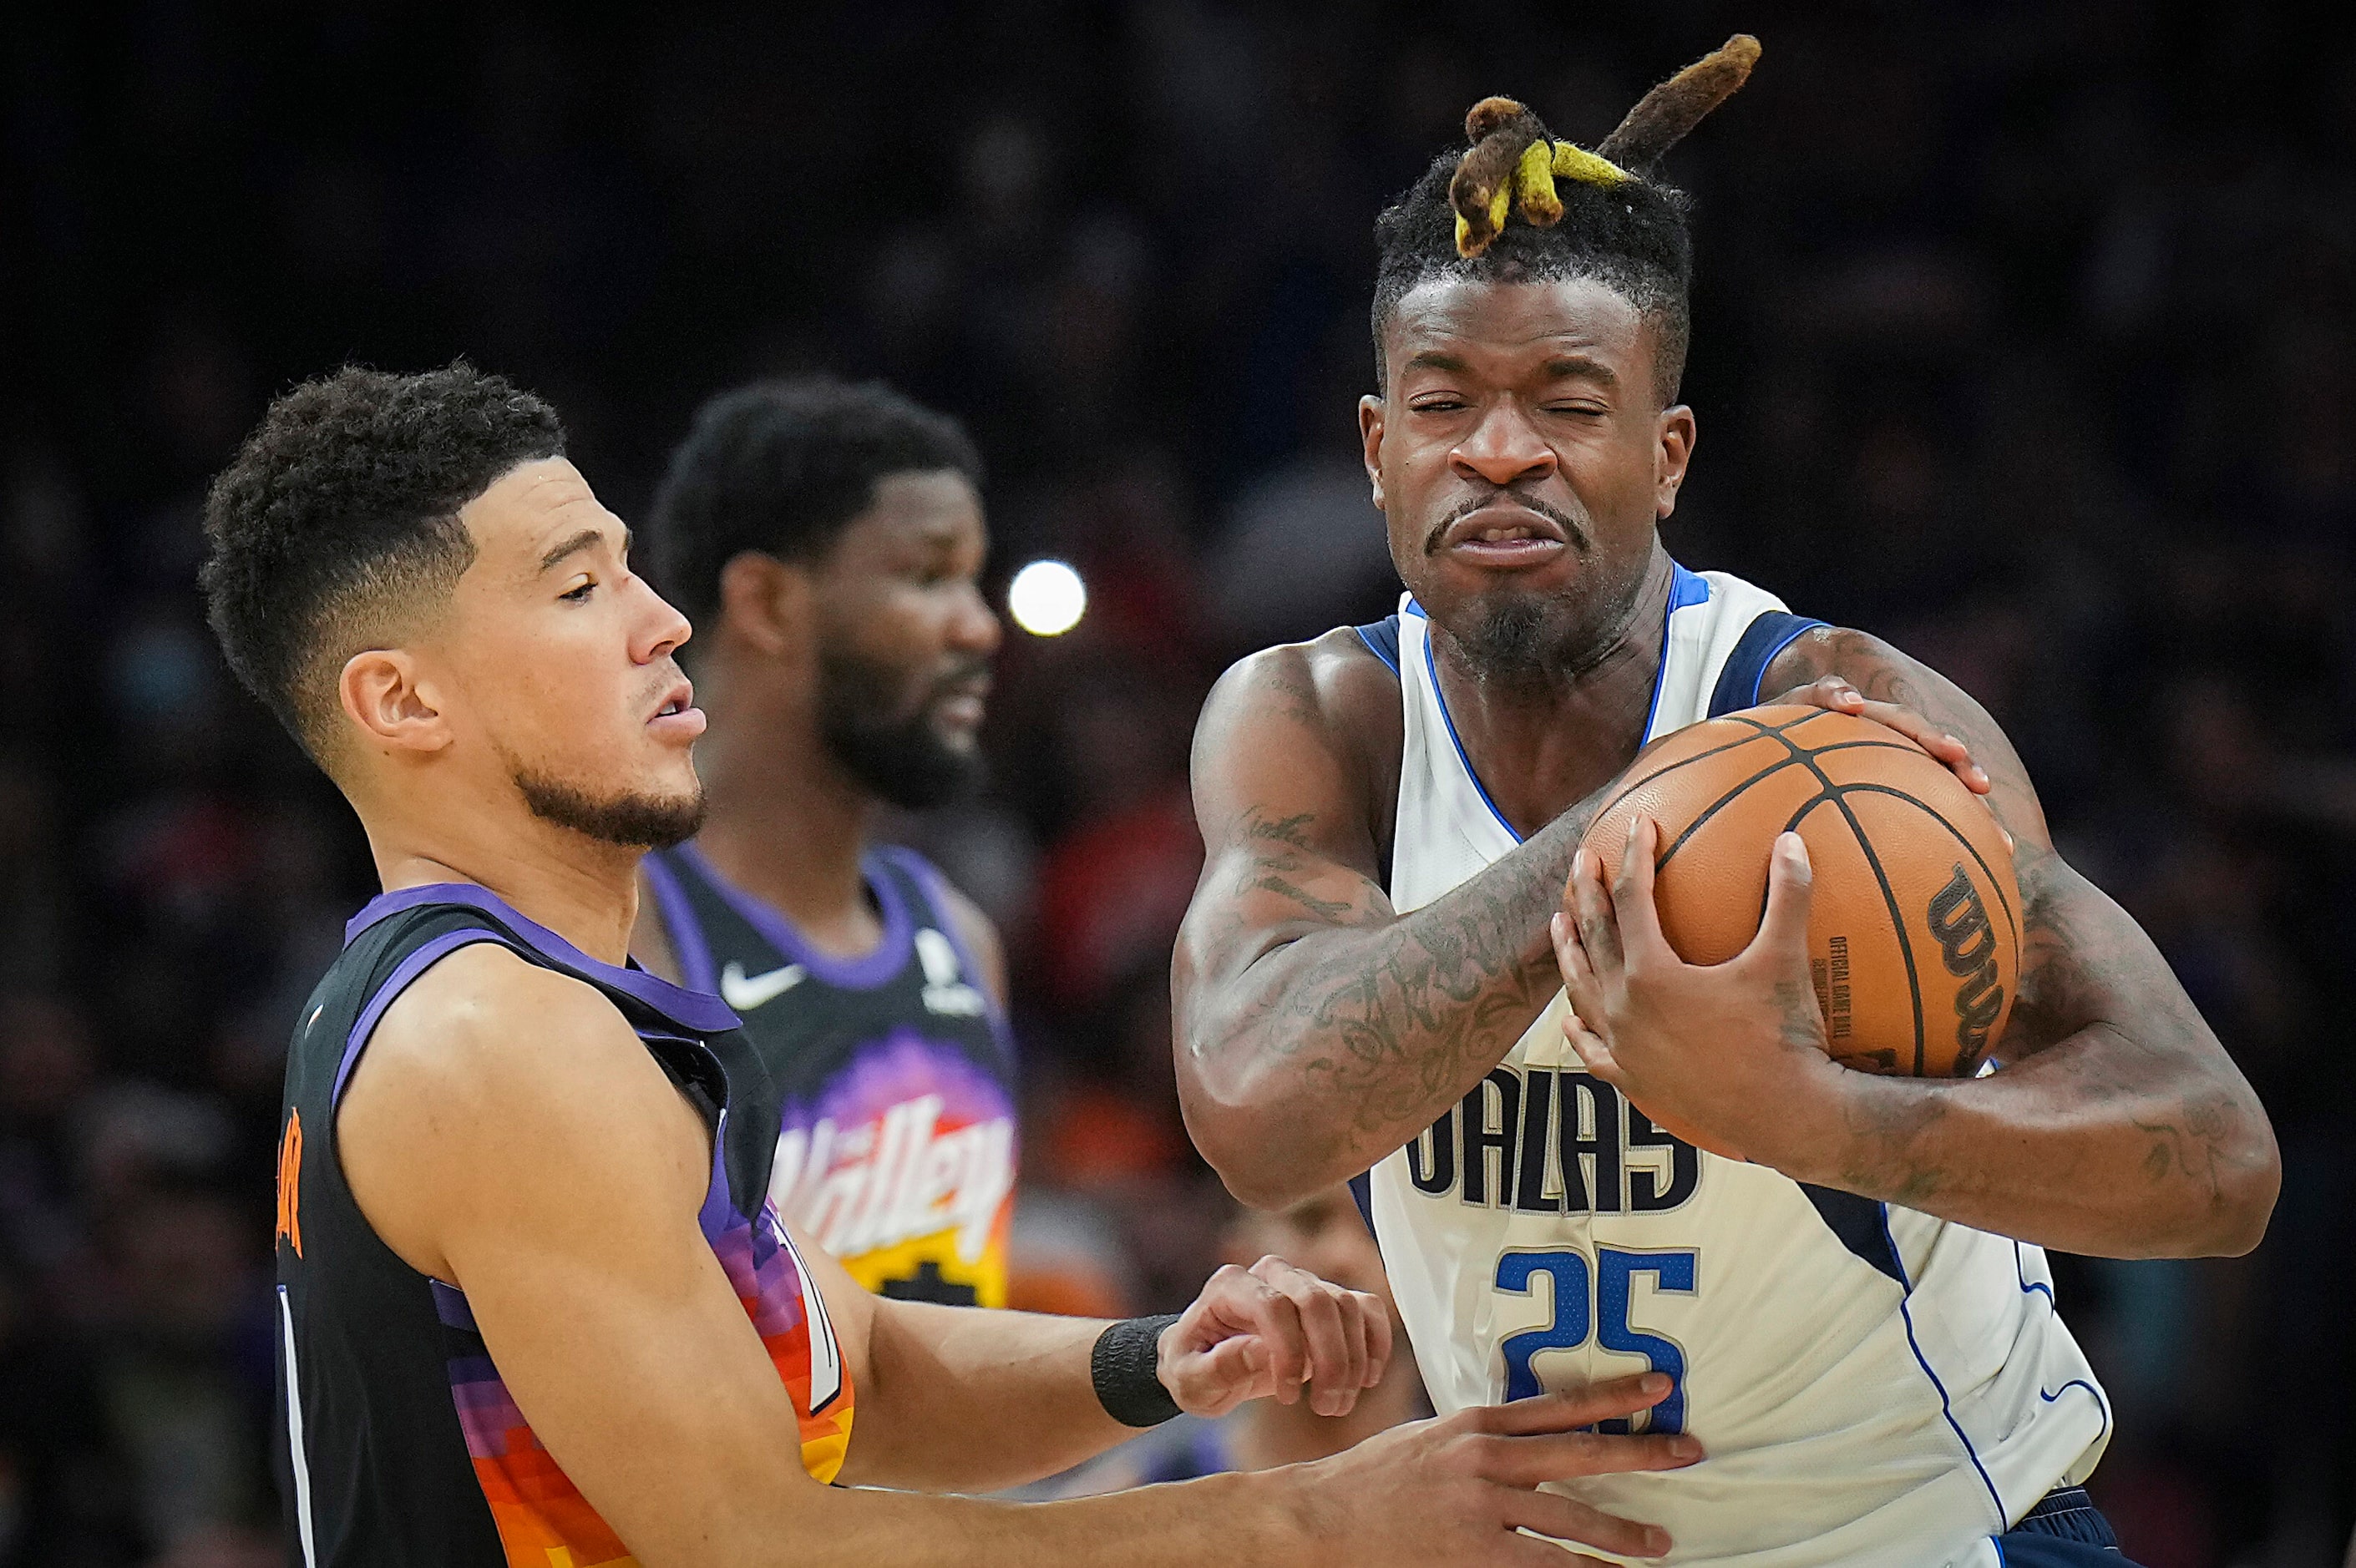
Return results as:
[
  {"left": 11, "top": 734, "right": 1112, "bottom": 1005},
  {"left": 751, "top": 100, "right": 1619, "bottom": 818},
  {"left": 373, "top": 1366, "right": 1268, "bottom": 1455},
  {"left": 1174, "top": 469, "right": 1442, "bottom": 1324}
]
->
[{"left": 1579, "top": 704, "right": 2019, "bottom": 1151}]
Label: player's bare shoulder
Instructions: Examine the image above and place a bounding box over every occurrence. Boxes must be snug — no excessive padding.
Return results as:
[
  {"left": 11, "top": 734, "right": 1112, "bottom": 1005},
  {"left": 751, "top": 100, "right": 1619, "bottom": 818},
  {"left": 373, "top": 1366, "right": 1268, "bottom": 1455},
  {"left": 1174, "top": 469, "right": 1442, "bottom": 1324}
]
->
[
  {"left": 338, "top": 939, "right": 708, "bottom": 1277},
  {"left": 1195, "top": 628, "right": 1404, "bottom": 856}
]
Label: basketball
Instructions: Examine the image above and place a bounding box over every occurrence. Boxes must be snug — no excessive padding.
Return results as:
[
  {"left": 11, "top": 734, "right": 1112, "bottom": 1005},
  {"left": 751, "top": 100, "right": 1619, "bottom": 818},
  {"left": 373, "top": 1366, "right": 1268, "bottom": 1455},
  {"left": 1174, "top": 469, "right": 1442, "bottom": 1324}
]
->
[{"left": 1580, "top": 703, "right": 2019, "bottom": 1110}]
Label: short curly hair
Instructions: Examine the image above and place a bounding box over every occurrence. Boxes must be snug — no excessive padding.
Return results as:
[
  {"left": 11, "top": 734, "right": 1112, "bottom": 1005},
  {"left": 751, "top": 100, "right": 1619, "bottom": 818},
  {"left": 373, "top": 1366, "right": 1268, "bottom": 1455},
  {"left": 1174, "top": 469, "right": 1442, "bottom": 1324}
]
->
[
  {"left": 644, "top": 377, "right": 981, "bottom": 636},
  {"left": 200, "top": 362, "right": 565, "bottom": 758}
]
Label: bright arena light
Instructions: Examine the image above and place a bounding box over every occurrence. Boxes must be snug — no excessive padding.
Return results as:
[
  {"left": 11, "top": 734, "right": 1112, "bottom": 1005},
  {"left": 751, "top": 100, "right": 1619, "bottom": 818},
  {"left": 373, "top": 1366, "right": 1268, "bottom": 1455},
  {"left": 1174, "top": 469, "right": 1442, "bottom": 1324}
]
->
[{"left": 1008, "top": 559, "right": 1087, "bottom": 637}]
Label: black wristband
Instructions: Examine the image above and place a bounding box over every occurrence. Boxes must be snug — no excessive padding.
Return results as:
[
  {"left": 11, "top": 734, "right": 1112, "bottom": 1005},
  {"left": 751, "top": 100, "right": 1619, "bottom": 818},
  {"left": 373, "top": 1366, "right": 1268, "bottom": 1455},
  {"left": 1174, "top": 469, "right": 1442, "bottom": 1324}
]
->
[{"left": 1091, "top": 1313, "right": 1184, "bottom": 1427}]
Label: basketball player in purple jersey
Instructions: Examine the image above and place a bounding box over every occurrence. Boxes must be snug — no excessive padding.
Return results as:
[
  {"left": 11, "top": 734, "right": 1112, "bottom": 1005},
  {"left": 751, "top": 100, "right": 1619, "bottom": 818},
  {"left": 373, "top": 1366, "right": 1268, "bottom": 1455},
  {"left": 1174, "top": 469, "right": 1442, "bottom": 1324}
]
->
[{"left": 631, "top": 379, "right": 1017, "bottom": 1308}]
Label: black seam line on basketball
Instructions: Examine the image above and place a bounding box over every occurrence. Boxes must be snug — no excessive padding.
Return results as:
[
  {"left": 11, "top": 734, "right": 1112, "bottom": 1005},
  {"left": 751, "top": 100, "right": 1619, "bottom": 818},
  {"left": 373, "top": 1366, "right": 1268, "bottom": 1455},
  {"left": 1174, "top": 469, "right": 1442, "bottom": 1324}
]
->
[
  {"left": 1803, "top": 739, "right": 1937, "bottom": 760},
  {"left": 1750, "top": 726, "right": 1928, "bottom": 1076},
  {"left": 1835, "top": 782, "right": 2019, "bottom": 944},
  {"left": 1593, "top": 729, "right": 1799, "bottom": 827},
  {"left": 1715, "top": 708, "right": 1839, "bottom": 739},
  {"left": 1650, "top": 755, "right": 1808, "bottom": 873}
]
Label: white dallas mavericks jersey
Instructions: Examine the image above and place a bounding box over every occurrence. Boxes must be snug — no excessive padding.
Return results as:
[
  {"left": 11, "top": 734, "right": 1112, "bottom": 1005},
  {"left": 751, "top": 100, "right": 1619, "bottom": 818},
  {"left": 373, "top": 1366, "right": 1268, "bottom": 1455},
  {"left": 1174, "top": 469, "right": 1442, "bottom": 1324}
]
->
[{"left": 1362, "top": 564, "right": 2110, "bottom": 1566}]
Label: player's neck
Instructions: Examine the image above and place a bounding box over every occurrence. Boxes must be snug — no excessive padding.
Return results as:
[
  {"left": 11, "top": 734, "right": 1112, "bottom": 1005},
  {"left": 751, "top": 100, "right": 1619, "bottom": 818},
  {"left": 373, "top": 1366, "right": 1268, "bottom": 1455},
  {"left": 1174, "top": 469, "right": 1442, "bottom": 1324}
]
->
[
  {"left": 1424, "top": 548, "right": 1674, "bottom": 835},
  {"left": 692, "top": 711, "right": 885, "bottom": 960},
  {"left": 369, "top": 816, "right": 645, "bottom": 966},
  {"left": 1224, "top": 1360, "right": 1426, "bottom": 1471}
]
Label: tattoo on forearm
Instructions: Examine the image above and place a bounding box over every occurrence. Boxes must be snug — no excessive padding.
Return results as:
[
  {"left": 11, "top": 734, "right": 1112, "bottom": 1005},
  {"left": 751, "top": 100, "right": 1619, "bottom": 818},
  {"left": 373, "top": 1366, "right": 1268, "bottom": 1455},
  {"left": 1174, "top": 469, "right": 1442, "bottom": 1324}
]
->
[{"left": 1211, "top": 802, "right": 1590, "bottom": 1170}]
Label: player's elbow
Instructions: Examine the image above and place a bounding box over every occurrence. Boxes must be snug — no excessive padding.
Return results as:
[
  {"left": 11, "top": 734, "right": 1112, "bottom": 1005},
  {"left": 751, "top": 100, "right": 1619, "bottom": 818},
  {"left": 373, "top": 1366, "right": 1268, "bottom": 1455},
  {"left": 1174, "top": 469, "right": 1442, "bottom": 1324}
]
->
[
  {"left": 1174, "top": 1061, "right": 1337, "bottom": 1211},
  {"left": 2196, "top": 1118, "right": 2281, "bottom": 1258}
]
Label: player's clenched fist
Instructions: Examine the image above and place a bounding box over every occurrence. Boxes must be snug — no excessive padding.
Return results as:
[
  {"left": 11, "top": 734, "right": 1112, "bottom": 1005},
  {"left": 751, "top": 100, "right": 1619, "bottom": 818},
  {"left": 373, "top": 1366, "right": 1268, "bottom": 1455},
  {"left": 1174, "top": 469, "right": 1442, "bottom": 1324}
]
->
[
  {"left": 1295, "top": 1373, "right": 1701, "bottom": 1565},
  {"left": 1158, "top": 1254, "right": 1391, "bottom": 1419}
]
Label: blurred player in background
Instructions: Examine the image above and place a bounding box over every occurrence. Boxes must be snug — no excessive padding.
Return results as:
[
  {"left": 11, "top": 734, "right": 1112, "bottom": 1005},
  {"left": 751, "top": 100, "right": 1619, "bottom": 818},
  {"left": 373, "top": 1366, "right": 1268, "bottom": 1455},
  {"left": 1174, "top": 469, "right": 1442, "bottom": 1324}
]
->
[
  {"left": 220, "top": 362, "right": 1708, "bottom": 1567},
  {"left": 632, "top": 379, "right": 1017, "bottom": 1307},
  {"left": 1173, "top": 38, "right": 2278, "bottom": 1566}
]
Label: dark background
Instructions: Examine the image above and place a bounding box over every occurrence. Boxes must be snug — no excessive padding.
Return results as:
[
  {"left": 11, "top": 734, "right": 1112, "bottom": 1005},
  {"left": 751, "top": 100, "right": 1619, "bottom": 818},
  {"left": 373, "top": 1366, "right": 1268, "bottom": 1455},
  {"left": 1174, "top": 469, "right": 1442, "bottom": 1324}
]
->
[{"left": 3, "top": 3, "right": 2352, "bottom": 1562}]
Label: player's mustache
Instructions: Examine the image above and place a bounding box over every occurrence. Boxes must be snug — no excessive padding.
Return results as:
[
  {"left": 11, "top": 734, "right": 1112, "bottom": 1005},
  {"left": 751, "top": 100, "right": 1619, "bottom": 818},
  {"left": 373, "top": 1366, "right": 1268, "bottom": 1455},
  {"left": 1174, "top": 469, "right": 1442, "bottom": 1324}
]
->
[{"left": 1425, "top": 487, "right": 1593, "bottom": 554}]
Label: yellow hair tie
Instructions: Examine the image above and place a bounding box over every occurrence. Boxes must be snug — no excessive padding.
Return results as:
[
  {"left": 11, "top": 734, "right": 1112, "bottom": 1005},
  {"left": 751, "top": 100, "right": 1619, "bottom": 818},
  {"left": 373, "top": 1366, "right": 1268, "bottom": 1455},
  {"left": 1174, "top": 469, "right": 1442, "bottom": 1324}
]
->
[
  {"left": 1553, "top": 141, "right": 1631, "bottom": 190},
  {"left": 1514, "top": 140, "right": 1562, "bottom": 225}
]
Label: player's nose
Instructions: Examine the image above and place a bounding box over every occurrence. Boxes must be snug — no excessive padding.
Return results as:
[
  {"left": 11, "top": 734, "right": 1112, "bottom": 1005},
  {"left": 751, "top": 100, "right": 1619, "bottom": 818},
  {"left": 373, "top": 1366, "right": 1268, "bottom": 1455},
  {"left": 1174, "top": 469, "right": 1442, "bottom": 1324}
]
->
[
  {"left": 1449, "top": 402, "right": 1557, "bottom": 488},
  {"left": 633, "top": 578, "right": 694, "bottom": 664},
  {"left": 948, "top": 581, "right": 1001, "bottom": 657}
]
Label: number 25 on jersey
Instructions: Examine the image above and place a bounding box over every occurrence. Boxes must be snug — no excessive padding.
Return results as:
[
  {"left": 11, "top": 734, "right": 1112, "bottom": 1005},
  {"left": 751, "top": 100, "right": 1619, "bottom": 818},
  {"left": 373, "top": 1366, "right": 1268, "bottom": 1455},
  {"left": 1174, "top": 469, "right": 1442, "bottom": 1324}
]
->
[{"left": 1495, "top": 1247, "right": 1697, "bottom": 1434}]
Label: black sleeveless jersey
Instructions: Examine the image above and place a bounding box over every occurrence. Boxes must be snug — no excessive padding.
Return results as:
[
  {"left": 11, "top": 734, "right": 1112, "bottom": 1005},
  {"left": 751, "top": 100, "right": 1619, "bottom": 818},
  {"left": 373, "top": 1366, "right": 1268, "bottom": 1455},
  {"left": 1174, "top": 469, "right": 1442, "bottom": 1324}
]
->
[
  {"left": 641, "top": 843, "right": 1018, "bottom": 1307},
  {"left": 271, "top": 883, "right": 854, "bottom": 1568}
]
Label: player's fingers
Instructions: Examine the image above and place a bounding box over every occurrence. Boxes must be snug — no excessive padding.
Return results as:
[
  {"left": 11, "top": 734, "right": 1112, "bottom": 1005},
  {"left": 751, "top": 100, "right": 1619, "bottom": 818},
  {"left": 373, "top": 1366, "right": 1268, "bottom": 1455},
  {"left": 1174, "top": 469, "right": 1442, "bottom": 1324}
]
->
[
  {"left": 1562, "top": 1006, "right": 1623, "bottom": 1083},
  {"left": 1478, "top": 1427, "right": 1704, "bottom": 1487},
  {"left": 1494, "top": 1486, "right": 1675, "bottom": 1561},
  {"left": 1551, "top": 906, "right": 1599, "bottom": 1014},
  {"left": 1854, "top": 700, "right": 1993, "bottom": 796},
  {"left": 1253, "top": 1257, "right": 1360, "bottom": 1414},
  {"left": 1608, "top": 816, "right": 1674, "bottom": 968},
  {"left": 1230, "top": 1263, "right": 1309, "bottom": 1403},
  {"left": 1790, "top": 673, "right": 1864, "bottom": 714},
  {"left": 1356, "top": 1291, "right": 1392, "bottom": 1386},
  {"left": 1476, "top": 1373, "right": 1671, "bottom": 1436},
  {"left": 1173, "top": 1333, "right": 1266, "bottom": 1415},
  {"left": 1571, "top": 846, "right": 1624, "bottom": 977},
  {"left": 1745, "top": 832, "right": 1816, "bottom": 985}
]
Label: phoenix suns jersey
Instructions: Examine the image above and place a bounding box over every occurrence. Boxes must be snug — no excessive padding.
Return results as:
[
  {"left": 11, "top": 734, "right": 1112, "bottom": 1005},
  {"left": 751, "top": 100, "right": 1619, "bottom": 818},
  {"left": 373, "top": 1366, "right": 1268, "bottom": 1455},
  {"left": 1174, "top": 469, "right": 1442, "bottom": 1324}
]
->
[
  {"left": 1357, "top": 564, "right": 2110, "bottom": 1566},
  {"left": 642, "top": 843, "right": 1017, "bottom": 1307},
  {"left": 271, "top": 883, "right": 854, "bottom": 1568}
]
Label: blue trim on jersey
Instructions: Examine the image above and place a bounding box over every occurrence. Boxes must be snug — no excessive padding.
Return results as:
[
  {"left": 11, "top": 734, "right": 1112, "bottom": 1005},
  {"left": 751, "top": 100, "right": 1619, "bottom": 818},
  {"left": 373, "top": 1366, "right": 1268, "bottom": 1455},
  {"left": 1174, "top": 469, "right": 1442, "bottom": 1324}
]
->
[
  {"left": 1747, "top": 617, "right": 1821, "bottom": 706},
  {"left": 1422, "top": 630, "right": 1524, "bottom": 844},
  {"left": 2039, "top": 1378, "right": 2112, "bottom": 1447},
  {"left": 1354, "top": 616, "right": 1402, "bottom": 675},
  {"left": 1347, "top": 1171, "right": 1376, "bottom": 1234},
  {"left": 1706, "top": 610, "right": 1830, "bottom": 720},
  {"left": 1881, "top": 1206, "right": 2005, "bottom": 1520},
  {"left": 2013, "top": 1240, "right": 2058, "bottom": 1308},
  {"left": 1668, "top": 561, "right": 1714, "bottom": 611},
  {"left": 1639, "top": 564, "right": 1716, "bottom": 742}
]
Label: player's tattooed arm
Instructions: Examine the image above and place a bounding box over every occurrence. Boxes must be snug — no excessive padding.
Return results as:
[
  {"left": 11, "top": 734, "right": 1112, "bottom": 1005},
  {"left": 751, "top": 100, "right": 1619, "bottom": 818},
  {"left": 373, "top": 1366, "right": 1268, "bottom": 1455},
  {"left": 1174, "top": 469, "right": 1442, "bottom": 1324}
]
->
[
  {"left": 1759, "top": 629, "right": 2280, "bottom": 1257},
  {"left": 1173, "top": 635, "right": 1596, "bottom": 1207}
]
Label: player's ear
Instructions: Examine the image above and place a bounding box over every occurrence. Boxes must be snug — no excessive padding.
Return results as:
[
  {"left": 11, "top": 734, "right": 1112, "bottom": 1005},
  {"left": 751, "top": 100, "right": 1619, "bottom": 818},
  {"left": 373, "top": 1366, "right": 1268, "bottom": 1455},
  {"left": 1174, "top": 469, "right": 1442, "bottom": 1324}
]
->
[
  {"left": 1359, "top": 394, "right": 1387, "bottom": 510},
  {"left": 715, "top": 550, "right": 809, "bottom": 659},
  {"left": 339, "top": 649, "right": 452, "bottom": 756},
  {"left": 1654, "top": 403, "right": 1696, "bottom": 520}
]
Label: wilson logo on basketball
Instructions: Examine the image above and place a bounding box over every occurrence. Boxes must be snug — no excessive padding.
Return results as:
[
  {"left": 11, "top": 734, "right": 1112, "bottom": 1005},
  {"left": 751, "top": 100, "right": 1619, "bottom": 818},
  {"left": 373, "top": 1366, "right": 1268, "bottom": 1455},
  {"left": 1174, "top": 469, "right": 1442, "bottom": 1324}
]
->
[{"left": 1926, "top": 865, "right": 2006, "bottom": 1072}]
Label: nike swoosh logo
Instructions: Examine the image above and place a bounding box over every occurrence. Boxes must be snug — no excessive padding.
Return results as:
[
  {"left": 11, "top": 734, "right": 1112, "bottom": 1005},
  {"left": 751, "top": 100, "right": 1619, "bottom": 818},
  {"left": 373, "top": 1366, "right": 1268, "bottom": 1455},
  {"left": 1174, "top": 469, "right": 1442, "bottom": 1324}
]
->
[{"left": 719, "top": 959, "right": 807, "bottom": 1011}]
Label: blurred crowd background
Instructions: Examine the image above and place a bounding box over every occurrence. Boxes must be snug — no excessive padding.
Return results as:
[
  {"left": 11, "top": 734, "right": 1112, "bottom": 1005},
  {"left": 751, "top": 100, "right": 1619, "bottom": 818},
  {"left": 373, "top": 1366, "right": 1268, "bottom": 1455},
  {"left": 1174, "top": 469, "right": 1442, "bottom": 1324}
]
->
[{"left": 5, "top": 2, "right": 2353, "bottom": 1563}]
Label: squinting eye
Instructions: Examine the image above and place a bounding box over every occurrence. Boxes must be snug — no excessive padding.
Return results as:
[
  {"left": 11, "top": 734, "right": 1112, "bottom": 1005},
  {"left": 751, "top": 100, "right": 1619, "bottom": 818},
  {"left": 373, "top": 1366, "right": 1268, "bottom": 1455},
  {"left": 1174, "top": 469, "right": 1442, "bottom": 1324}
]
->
[{"left": 560, "top": 579, "right": 595, "bottom": 602}]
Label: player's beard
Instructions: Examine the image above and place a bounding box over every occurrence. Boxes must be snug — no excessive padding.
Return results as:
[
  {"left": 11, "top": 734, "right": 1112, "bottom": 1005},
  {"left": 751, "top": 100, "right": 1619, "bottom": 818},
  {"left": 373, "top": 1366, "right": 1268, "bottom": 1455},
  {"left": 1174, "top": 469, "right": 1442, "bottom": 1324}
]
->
[
  {"left": 817, "top": 646, "right": 989, "bottom": 812},
  {"left": 511, "top": 765, "right": 707, "bottom": 849}
]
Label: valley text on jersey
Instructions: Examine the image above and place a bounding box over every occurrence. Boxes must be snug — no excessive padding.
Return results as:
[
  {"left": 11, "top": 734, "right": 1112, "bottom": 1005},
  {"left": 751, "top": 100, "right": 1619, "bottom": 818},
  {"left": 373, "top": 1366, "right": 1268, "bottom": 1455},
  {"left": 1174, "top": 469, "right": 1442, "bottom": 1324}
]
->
[{"left": 643, "top": 842, "right": 1017, "bottom": 1307}]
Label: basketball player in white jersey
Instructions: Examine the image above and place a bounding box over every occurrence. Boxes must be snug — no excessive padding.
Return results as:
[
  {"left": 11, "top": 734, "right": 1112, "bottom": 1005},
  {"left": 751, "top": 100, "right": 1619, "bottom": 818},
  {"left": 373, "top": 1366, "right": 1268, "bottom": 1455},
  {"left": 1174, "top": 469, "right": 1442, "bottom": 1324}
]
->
[{"left": 1172, "top": 40, "right": 2279, "bottom": 1566}]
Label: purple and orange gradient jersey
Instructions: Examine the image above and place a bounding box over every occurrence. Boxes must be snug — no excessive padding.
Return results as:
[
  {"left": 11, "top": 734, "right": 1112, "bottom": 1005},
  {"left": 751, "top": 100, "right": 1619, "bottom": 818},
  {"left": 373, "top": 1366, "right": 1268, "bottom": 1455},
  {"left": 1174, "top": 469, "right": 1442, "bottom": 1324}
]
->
[
  {"left": 644, "top": 844, "right": 1018, "bottom": 1308},
  {"left": 272, "top": 884, "right": 854, "bottom": 1568}
]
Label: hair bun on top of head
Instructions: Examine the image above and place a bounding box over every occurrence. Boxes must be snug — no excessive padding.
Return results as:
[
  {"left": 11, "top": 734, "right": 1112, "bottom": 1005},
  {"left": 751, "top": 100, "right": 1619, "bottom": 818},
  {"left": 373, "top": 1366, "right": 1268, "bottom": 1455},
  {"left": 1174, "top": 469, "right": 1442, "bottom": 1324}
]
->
[{"left": 1449, "top": 33, "right": 1761, "bottom": 259}]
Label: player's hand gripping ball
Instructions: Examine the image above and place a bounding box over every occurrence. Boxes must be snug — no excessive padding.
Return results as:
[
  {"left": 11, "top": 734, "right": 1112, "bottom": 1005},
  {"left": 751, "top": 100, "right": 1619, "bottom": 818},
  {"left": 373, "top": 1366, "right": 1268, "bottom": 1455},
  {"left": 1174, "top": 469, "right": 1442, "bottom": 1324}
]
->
[{"left": 1576, "top": 704, "right": 2020, "bottom": 1156}]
